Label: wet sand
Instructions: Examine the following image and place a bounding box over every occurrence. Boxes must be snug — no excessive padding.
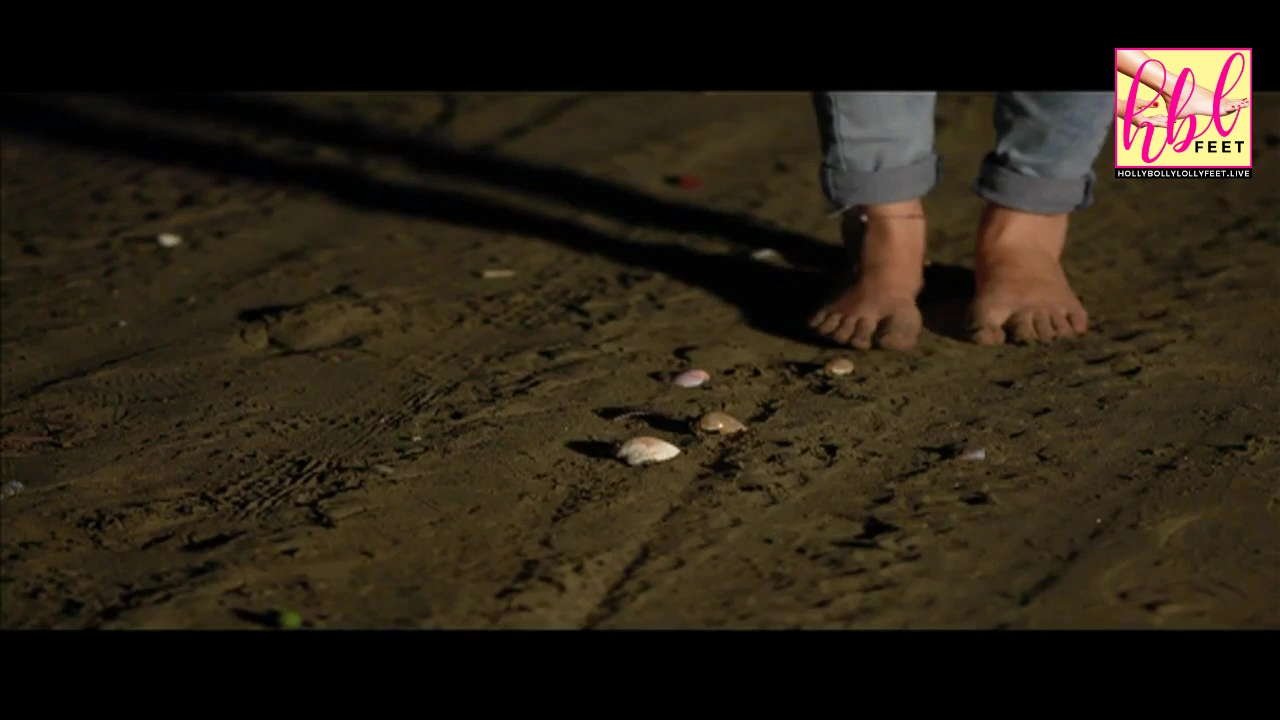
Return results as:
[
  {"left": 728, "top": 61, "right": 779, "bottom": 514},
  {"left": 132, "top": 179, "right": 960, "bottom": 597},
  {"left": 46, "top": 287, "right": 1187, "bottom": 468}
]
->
[{"left": 1, "top": 93, "right": 1277, "bottom": 628}]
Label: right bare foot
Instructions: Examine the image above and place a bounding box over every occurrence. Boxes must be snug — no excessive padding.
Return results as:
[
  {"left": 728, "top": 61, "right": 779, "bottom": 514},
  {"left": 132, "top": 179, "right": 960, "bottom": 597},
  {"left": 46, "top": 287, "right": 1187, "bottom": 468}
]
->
[{"left": 808, "top": 199, "right": 926, "bottom": 351}]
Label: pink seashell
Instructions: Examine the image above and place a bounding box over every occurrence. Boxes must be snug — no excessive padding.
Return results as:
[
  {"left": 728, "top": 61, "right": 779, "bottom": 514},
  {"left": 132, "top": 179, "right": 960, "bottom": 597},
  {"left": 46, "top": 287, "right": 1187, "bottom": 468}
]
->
[{"left": 672, "top": 369, "right": 710, "bottom": 388}]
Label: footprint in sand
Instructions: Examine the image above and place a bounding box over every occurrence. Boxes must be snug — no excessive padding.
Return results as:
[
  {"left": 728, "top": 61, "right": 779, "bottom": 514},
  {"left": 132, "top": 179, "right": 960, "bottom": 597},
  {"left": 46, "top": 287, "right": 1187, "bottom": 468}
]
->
[{"left": 238, "top": 297, "right": 403, "bottom": 353}]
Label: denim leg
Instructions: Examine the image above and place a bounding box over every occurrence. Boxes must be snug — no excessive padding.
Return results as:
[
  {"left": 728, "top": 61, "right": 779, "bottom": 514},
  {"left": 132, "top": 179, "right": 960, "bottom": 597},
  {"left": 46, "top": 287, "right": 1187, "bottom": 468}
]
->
[
  {"left": 813, "top": 92, "right": 941, "bottom": 212},
  {"left": 975, "top": 92, "right": 1113, "bottom": 214}
]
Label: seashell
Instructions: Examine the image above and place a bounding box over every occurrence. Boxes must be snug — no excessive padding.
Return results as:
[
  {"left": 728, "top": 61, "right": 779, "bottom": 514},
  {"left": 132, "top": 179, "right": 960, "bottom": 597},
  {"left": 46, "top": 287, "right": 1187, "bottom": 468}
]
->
[
  {"left": 824, "top": 357, "right": 855, "bottom": 376},
  {"left": 672, "top": 369, "right": 710, "bottom": 388},
  {"left": 616, "top": 436, "right": 681, "bottom": 466},
  {"left": 697, "top": 411, "right": 746, "bottom": 435},
  {"left": 156, "top": 233, "right": 183, "bottom": 248},
  {"left": 480, "top": 269, "right": 516, "bottom": 279},
  {"left": 958, "top": 446, "right": 986, "bottom": 461}
]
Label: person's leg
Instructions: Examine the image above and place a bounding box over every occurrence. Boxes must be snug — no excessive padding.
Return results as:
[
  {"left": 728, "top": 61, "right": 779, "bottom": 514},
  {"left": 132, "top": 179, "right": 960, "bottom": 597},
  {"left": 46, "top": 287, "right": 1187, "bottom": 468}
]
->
[
  {"left": 970, "top": 91, "right": 1112, "bottom": 345},
  {"left": 809, "top": 92, "right": 938, "bottom": 350}
]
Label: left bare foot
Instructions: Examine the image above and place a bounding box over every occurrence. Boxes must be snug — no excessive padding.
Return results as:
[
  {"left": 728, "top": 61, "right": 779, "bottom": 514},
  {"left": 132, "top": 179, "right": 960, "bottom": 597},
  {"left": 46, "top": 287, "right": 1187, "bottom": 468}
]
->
[{"left": 970, "top": 204, "right": 1089, "bottom": 346}]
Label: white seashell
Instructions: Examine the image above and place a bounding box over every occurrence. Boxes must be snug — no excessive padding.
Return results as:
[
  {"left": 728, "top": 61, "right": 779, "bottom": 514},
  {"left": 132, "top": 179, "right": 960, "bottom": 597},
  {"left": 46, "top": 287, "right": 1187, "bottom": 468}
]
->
[
  {"left": 156, "top": 233, "right": 183, "bottom": 248},
  {"left": 958, "top": 446, "right": 986, "bottom": 461},
  {"left": 697, "top": 411, "right": 746, "bottom": 435},
  {"left": 824, "top": 357, "right": 855, "bottom": 376},
  {"left": 481, "top": 269, "right": 516, "bottom": 279},
  {"left": 672, "top": 369, "right": 710, "bottom": 388},
  {"left": 617, "top": 436, "right": 681, "bottom": 466}
]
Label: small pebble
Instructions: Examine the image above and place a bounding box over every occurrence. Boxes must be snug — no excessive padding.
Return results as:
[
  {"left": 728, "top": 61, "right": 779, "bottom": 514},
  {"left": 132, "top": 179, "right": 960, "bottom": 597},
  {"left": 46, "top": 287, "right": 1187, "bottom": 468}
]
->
[
  {"left": 0, "top": 480, "right": 25, "bottom": 500},
  {"left": 672, "top": 369, "right": 710, "bottom": 388},
  {"left": 824, "top": 357, "right": 855, "bottom": 376},
  {"left": 697, "top": 411, "right": 747, "bottom": 435},
  {"left": 373, "top": 464, "right": 395, "bottom": 476},
  {"left": 156, "top": 233, "right": 183, "bottom": 248},
  {"left": 958, "top": 447, "right": 987, "bottom": 462},
  {"left": 617, "top": 436, "right": 681, "bottom": 466},
  {"left": 750, "top": 248, "right": 782, "bottom": 262},
  {"left": 481, "top": 269, "right": 516, "bottom": 279}
]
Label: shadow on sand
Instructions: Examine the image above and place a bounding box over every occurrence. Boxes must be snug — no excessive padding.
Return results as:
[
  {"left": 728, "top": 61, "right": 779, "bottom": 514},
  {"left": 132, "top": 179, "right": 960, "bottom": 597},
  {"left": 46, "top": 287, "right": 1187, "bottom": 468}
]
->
[{"left": 0, "top": 93, "right": 975, "bottom": 345}]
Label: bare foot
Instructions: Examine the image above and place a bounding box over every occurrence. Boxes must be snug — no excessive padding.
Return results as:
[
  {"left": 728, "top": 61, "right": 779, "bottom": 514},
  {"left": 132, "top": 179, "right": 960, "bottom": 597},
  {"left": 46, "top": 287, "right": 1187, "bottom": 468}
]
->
[
  {"left": 970, "top": 205, "right": 1088, "bottom": 345},
  {"left": 1116, "top": 93, "right": 1160, "bottom": 122},
  {"left": 1144, "top": 84, "right": 1250, "bottom": 127},
  {"left": 809, "top": 199, "right": 925, "bottom": 351}
]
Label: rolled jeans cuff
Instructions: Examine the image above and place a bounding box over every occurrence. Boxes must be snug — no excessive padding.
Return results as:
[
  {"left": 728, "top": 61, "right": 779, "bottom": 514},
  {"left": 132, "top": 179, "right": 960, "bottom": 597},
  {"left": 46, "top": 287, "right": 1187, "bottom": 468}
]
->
[
  {"left": 823, "top": 154, "right": 942, "bottom": 213},
  {"left": 974, "top": 155, "right": 1097, "bottom": 214}
]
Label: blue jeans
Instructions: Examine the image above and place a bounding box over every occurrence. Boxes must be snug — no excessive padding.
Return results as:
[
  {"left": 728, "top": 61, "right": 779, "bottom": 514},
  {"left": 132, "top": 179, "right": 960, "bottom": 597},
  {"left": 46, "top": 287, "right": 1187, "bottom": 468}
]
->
[{"left": 813, "top": 92, "right": 1113, "bottom": 215}]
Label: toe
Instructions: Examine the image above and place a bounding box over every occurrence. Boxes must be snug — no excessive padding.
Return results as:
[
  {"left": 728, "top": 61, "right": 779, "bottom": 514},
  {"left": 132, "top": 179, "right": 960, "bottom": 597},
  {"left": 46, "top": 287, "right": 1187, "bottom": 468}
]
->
[
  {"left": 972, "top": 324, "right": 1006, "bottom": 346},
  {"left": 1033, "top": 312, "right": 1056, "bottom": 342},
  {"left": 969, "top": 304, "right": 1011, "bottom": 346},
  {"left": 1008, "top": 312, "right": 1039, "bottom": 345},
  {"left": 1067, "top": 309, "right": 1089, "bottom": 335},
  {"left": 1051, "top": 311, "right": 1076, "bottom": 339},
  {"left": 832, "top": 315, "right": 860, "bottom": 345},
  {"left": 809, "top": 309, "right": 829, "bottom": 329},
  {"left": 877, "top": 309, "right": 922, "bottom": 351},
  {"left": 850, "top": 317, "right": 877, "bottom": 350},
  {"left": 817, "top": 312, "right": 844, "bottom": 335}
]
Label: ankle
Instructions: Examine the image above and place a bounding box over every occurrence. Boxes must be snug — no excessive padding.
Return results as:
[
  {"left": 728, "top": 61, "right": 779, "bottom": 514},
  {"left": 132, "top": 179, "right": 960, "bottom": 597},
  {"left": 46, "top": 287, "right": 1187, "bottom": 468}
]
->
[
  {"left": 855, "top": 222, "right": 926, "bottom": 280},
  {"left": 977, "top": 205, "right": 1068, "bottom": 259},
  {"left": 859, "top": 248, "right": 925, "bottom": 296}
]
